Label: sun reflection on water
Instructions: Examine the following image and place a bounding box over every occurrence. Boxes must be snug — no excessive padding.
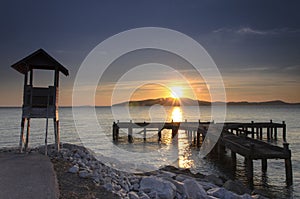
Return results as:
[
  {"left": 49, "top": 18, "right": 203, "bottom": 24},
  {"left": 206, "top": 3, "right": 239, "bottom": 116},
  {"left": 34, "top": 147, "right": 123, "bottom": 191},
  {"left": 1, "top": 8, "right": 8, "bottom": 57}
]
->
[{"left": 171, "top": 107, "right": 183, "bottom": 122}]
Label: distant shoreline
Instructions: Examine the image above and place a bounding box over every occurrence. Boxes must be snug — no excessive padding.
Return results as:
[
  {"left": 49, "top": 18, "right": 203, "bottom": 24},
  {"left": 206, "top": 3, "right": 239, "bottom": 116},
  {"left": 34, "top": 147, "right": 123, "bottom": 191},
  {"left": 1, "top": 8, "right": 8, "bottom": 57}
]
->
[
  {"left": 112, "top": 97, "right": 300, "bottom": 107},
  {"left": 0, "top": 101, "right": 300, "bottom": 109}
]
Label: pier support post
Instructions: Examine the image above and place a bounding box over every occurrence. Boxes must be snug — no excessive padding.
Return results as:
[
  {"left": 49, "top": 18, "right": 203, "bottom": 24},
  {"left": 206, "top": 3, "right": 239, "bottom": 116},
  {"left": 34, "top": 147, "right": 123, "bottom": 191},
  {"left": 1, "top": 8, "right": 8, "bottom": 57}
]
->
[
  {"left": 24, "top": 118, "right": 31, "bottom": 151},
  {"left": 262, "top": 159, "right": 267, "bottom": 172},
  {"left": 158, "top": 130, "right": 162, "bottom": 142},
  {"left": 267, "top": 127, "right": 270, "bottom": 141},
  {"left": 19, "top": 118, "right": 25, "bottom": 152},
  {"left": 128, "top": 120, "right": 133, "bottom": 143},
  {"left": 143, "top": 127, "right": 146, "bottom": 142},
  {"left": 231, "top": 151, "right": 237, "bottom": 172},
  {"left": 246, "top": 144, "right": 255, "bottom": 189},
  {"left": 251, "top": 121, "right": 254, "bottom": 138},
  {"left": 113, "top": 122, "right": 119, "bottom": 141},
  {"left": 196, "top": 129, "right": 201, "bottom": 148},
  {"left": 282, "top": 121, "right": 287, "bottom": 142},
  {"left": 283, "top": 142, "right": 293, "bottom": 186},
  {"left": 260, "top": 128, "right": 263, "bottom": 140},
  {"left": 246, "top": 157, "right": 254, "bottom": 189}
]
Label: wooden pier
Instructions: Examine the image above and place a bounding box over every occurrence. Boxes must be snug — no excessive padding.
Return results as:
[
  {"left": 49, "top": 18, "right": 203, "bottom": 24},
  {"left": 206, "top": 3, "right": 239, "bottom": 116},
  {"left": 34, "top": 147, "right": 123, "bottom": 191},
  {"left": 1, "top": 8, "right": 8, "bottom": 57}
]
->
[{"left": 112, "top": 120, "right": 293, "bottom": 187}]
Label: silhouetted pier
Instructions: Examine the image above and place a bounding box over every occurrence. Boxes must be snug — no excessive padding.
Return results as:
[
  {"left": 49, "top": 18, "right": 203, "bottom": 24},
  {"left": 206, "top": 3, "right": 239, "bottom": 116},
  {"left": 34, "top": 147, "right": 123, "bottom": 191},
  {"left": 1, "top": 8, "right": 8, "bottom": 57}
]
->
[{"left": 112, "top": 120, "right": 292, "bottom": 187}]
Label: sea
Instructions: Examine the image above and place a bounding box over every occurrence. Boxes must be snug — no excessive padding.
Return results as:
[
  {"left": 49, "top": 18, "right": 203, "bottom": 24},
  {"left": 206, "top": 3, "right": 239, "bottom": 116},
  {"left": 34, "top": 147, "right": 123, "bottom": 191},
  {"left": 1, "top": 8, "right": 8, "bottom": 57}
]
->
[{"left": 0, "top": 105, "right": 299, "bottom": 198}]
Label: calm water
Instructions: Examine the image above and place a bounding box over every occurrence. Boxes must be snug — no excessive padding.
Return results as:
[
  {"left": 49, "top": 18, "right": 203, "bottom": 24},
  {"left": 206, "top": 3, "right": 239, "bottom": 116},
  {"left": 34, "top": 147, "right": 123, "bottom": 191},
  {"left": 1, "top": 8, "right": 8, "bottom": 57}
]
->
[{"left": 0, "top": 105, "right": 299, "bottom": 198}]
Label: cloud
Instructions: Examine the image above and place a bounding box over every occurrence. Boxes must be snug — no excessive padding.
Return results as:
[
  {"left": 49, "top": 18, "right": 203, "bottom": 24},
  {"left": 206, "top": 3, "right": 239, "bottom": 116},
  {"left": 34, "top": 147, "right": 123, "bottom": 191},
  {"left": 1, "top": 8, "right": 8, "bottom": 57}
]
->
[
  {"left": 213, "top": 27, "right": 300, "bottom": 36},
  {"left": 237, "top": 27, "right": 268, "bottom": 35}
]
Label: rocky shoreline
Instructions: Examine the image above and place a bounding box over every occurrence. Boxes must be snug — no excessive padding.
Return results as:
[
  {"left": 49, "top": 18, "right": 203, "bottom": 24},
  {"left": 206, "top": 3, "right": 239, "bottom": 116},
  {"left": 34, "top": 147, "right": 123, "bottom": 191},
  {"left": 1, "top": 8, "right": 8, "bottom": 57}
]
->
[{"left": 1, "top": 144, "right": 268, "bottom": 199}]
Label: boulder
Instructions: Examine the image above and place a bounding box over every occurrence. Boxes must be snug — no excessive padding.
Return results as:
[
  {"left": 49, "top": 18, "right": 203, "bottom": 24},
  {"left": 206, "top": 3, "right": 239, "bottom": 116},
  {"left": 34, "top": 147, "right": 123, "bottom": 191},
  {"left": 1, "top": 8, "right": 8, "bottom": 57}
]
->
[
  {"left": 175, "top": 174, "right": 193, "bottom": 182},
  {"left": 140, "top": 176, "right": 176, "bottom": 199},
  {"left": 79, "top": 169, "right": 92, "bottom": 178},
  {"left": 163, "top": 178, "right": 185, "bottom": 194},
  {"left": 223, "top": 180, "right": 250, "bottom": 195},
  {"left": 207, "top": 187, "right": 240, "bottom": 199},
  {"left": 183, "top": 179, "right": 207, "bottom": 199},
  {"left": 68, "top": 165, "right": 79, "bottom": 173},
  {"left": 128, "top": 191, "right": 139, "bottom": 199},
  {"left": 139, "top": 192, "right": 151, "bottom": 199},
  {"left": 205, "top": 174, "right": 224, "bottom": 186},
  {"left": 157, "top": 171, "right": 177, "bottom": 179},
  {"left": 198, "top": 180, "right": 219, "bottom": 190}
]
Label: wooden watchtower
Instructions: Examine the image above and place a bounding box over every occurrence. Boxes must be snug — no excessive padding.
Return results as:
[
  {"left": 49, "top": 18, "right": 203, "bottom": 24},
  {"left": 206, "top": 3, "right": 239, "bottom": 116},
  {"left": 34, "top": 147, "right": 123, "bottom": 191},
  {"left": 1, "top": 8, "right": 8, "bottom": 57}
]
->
[{"left": 11, "top": 49, "right": 69, "bottom": 153}]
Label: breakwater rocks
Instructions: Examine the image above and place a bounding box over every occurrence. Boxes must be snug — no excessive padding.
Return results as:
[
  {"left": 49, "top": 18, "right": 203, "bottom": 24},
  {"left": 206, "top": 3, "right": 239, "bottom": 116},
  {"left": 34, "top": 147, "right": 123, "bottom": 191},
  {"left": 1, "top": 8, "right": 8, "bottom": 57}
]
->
[{"left": 41, "top": 144, "right": 268, "bottom": 199}]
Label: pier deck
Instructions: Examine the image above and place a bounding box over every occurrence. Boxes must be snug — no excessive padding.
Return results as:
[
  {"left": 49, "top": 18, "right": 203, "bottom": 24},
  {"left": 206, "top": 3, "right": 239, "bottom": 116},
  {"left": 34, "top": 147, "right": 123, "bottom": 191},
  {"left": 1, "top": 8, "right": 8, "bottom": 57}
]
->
[{"left": 112, "top": 120, "right": 293, "bottom": 187}]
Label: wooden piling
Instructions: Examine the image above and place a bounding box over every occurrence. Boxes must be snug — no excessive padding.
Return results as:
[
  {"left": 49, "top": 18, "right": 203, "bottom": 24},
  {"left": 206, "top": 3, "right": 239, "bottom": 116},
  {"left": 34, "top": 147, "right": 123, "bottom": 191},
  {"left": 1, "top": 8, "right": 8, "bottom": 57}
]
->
[
  {"left": 262, "top": 159, "right": 267, "bottom": 172},
  {"left": 128, "top": 120, "right": 133, "bottom": 143},
  {"left": 143, "top": 127, "right": 146, "bottom": 142},
  {"left": 19, "top": 118, "right": 25, "bottom": 152},
  {"left": 283, "top": 142, "right": 293, "bottom": 186},
  {"left": 24, "top": 118, "right": 30, "bottom": 151},
  {"left": 196, "top": 129, "right": 201, "bottom": 148},
  {"left": 247, "top": 144, "right": 255, "bottom": 188},
  {"left": 283, "top": 121, "right": 287, "bottom": 142},
  {"left": 158, "top": 130, "right": 162, "bottom": 142},
  {"left": 246, "top": 157, "right": 254, "bottom": 189},
  {"left": 251, "top": 121, "right": 254, "bottom": 138}
]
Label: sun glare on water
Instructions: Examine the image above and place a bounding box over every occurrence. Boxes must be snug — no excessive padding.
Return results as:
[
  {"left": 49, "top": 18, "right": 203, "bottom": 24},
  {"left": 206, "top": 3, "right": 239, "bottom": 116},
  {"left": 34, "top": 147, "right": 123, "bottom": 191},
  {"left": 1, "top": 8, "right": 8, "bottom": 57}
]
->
[
  {"left": 170, "top": 86, "right": 183, "bottom": 99},
  {"left": 171, "top": 107, "right": 183, "bottom": 122}
]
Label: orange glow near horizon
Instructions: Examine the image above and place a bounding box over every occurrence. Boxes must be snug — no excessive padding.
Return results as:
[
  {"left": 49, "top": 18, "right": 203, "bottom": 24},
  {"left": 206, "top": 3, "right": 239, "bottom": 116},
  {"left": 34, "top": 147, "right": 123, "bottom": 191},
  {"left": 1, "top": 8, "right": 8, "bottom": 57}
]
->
[{"left": 170, "top": 86, "right": 184, "bottom": 99}]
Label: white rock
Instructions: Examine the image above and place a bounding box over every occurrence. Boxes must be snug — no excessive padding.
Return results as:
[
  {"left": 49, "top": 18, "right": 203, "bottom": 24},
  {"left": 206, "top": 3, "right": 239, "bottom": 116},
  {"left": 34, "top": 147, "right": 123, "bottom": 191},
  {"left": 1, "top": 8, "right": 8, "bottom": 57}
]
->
[
  {"left": 139, "top": 192, "right": 151, "bottom": 199},
  {"left": 140, "top": 176, "right": 176, "bottom": 199},
  {"left": 68, "top": 165, "right": 79, "bottom": 173},
  {"left": 128, "top": 191, "right": 139, "bottom": 199},
  {"left": 183, "top": 179, "right": 207, "bottom": 199}
]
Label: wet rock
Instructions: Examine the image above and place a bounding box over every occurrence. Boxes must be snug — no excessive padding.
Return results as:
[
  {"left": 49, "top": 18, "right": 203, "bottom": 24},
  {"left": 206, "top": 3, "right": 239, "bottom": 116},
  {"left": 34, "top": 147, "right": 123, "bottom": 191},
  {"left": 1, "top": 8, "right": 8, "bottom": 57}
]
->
[
  {"left": 157, "top": 171, "right": 177, "bottom": 179},
  {"left": 251, "top": 189, "right": 270, "bottom": 198},
  {"left": 140, "top": 176, "right": 176, "bottom": 199},
  {"left": 223, "top": 180, "right": 250, "bottom": 195},
  {"left": 163, "top": 178, "right": 185, "bottom": 194},
  {"left": 198, "top": 180, "right": 219, "bottom": 191},
  {"left": 68, "top": 165, "right": 79, "bottom": 173},
  {"left": 207, "top": 187, "right": 239, "bottom": 199},
  {"left": 205, "top": 174, "right": 224, "bottom": 186},
  {"left": 175, "top": 174, "right": 194, "bottom": 182},
  {"left": 183, "top": 179, "right": 207, "bottom": 199}
]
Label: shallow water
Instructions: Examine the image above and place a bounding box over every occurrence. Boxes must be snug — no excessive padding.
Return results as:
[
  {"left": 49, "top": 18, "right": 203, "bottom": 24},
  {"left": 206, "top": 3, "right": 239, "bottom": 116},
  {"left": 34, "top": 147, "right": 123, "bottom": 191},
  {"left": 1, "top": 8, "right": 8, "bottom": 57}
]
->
[{"left": 0, "top": 105, "right": 299, "bottom": 198}]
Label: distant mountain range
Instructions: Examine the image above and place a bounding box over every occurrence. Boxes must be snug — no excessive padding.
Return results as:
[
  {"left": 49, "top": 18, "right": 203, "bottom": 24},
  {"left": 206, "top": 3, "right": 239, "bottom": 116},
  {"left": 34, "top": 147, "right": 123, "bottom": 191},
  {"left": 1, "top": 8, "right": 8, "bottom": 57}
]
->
[{"left": 113, "top": 97, "right": 300, "bottom": 106}]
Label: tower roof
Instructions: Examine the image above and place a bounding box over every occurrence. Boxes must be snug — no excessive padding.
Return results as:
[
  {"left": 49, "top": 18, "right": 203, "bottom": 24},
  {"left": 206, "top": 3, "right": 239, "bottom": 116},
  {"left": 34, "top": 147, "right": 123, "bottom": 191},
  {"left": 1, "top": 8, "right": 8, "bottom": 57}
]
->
[{"left": 11, "top": 49, "right": 69, "bottom": 76}]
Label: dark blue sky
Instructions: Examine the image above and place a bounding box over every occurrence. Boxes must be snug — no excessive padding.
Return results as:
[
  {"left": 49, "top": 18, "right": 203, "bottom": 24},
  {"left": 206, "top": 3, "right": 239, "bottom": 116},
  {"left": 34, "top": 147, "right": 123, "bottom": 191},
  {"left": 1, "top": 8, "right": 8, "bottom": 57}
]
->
[{"left": 1, "top": 0, "right": 300, "bottom": 105}]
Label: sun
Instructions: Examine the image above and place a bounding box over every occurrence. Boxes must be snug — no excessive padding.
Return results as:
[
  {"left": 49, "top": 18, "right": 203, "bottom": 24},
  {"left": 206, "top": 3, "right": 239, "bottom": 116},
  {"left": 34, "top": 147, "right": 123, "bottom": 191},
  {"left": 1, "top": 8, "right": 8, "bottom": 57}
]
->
[{"left": 170, "top": 86, "right": 183, "bottom": 99}]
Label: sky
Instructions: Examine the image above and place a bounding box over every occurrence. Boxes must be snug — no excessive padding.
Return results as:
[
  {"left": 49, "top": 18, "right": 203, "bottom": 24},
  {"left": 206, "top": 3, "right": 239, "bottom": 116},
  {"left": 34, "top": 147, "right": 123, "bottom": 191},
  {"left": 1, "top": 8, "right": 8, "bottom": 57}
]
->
[{"left": 0, "top": 0, "right": 300, "bottom": 106}]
